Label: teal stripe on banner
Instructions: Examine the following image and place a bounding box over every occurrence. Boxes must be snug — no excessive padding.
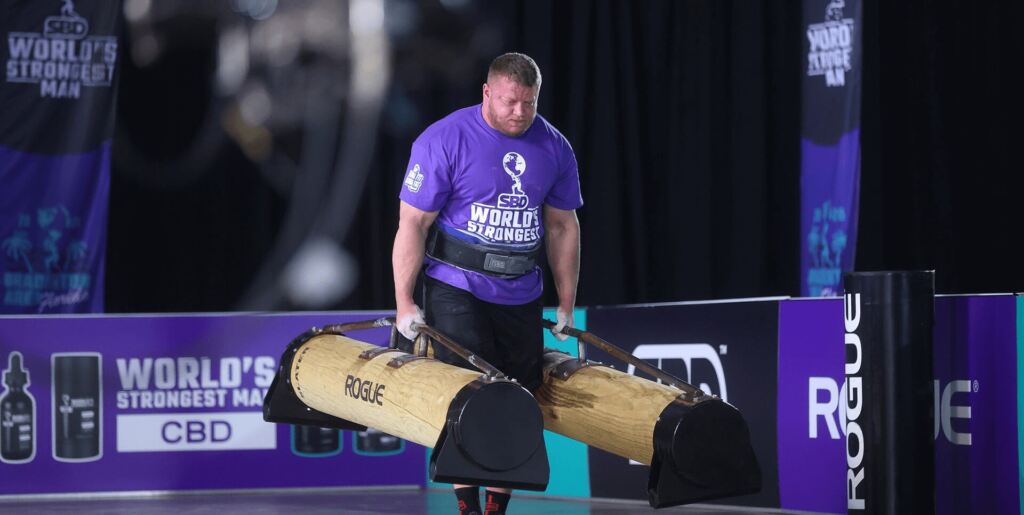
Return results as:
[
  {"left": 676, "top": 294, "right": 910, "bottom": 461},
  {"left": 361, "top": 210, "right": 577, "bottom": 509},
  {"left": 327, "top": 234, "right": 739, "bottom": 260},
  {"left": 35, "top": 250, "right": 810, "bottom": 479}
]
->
[
  {"left": 1018, "top": 295, "right": 1024, "bottom": 515},
  {"left": 426, "top": 308, "right": 591, "bottom": 499}
]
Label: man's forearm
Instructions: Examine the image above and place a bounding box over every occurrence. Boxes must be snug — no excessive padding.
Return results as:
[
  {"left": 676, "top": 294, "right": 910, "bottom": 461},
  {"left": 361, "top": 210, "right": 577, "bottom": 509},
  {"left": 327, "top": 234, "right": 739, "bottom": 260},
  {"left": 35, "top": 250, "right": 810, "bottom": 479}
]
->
[
  {"left": 393, "top": 223, "right": 428, "bottom": 310},
  {"left": 546, "top": 219, "right": 580, "bottom": 310}
]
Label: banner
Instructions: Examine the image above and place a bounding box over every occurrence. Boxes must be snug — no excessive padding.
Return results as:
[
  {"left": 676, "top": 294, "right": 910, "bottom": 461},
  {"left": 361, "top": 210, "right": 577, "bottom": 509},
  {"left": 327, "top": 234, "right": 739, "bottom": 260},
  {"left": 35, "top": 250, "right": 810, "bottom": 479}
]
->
[
  {"left": 934, "top": 295, "right": 1019, "bottom": 515},
  {"left": 0, "top": 312, "right": 424, "bottom": 495},
  {"left": 585, "top": 300, "right": 782, "bottom": 507},
  {"left": 776, "top": 298, "right": 845, "bottom": 513},
  {"left": 777, "top": 295, "right": 1020, "bottom": 514},
  {"left": 0, "top": 0, "right": 120, "bottom": 313},
  {"left": 800, "top": 0, "right": 862, "bottom": 296}
]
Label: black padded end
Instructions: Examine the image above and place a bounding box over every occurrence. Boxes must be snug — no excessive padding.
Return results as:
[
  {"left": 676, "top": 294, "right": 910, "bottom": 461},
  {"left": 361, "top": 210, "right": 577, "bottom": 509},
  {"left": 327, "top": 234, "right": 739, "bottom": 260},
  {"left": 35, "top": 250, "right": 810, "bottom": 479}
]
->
[
  {"left": 647, "top": 399, "right": 761, "bottom": 508},
  {"left": 262, "top": 328, "right": 367, "bottom": 431},
  {"left": 429, "top": 379, "right": 549, "bottom": 491}
]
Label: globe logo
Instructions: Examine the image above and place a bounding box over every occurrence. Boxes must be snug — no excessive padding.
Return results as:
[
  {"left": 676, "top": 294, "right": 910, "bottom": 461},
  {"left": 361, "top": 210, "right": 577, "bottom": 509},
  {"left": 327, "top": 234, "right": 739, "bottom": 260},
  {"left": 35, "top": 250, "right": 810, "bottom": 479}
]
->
[
  {"left": 503, "top": 152, "right": 526, "bottom": 177},
  {"left": 502, "top": 152, "right": 527, "bottom": 198}
]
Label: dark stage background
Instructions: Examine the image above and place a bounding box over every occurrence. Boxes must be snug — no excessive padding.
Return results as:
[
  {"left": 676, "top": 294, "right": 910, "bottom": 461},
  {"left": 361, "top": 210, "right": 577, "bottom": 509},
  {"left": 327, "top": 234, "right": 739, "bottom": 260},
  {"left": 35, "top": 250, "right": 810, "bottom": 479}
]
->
[{"left": 105, "top": 0, "right": 1024, "bottom": 313}]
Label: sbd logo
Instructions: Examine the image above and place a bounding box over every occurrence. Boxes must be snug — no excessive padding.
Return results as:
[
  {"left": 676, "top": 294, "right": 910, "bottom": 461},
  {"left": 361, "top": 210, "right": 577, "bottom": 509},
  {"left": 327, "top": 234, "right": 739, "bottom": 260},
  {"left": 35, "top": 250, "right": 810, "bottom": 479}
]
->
[
  {"left": 629, "top": 344, "right": 728, "bottom": 401},
  {"left": 497, "top": 194, "right": 528, "bottom": 210}
]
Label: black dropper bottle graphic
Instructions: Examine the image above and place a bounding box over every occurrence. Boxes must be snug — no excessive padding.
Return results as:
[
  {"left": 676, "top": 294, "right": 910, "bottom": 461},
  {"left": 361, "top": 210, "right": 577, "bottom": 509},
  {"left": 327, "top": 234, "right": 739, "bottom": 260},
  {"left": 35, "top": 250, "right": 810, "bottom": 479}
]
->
[
  {"left": 1, "top": 352, "right": 35, "bottom": 463},
  {"left": 292, "top": 425, "right": 341, "bottom": 457}
]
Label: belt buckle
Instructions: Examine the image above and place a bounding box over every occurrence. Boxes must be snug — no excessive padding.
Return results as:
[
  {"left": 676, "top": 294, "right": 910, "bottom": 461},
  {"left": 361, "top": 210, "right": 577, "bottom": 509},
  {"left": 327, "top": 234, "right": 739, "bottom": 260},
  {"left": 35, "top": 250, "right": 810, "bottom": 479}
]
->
[{"left": 483, "top": 253, "right": 532, "bottom": 276}]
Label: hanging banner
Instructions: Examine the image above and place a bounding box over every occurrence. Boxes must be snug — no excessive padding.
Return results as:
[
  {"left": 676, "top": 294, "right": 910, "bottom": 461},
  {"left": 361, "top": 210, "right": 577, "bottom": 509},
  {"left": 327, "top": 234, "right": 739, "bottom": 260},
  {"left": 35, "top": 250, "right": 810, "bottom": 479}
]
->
[
  {"left": 0, "top": 0, "right": 120, "bottom": 313},
  {"left": 800, "top": 0, "right": 862, "bottom": 296},
  {"left": 0, "top": 312, "right": 424, "bottom": 495}
]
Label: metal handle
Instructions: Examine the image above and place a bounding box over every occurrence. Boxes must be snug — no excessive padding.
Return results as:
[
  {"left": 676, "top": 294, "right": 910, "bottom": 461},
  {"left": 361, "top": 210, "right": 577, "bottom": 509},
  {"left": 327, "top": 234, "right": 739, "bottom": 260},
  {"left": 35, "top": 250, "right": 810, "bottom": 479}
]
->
[
  {"left": 319, "top": 317, "right": 507, "bottom": 380},
  {"left": 410, "top": 322, "right": 506, "bottom": 380},
  {"left": 542, "top": 319, "right": 706, "bottom": 398}
]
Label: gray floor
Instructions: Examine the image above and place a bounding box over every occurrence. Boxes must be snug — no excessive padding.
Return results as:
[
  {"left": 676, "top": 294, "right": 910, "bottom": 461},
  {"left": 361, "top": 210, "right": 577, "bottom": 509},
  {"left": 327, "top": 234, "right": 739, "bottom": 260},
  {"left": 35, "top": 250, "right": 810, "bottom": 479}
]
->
[{"left": 0, "top": 487, "right": 824, "bottom": 515}]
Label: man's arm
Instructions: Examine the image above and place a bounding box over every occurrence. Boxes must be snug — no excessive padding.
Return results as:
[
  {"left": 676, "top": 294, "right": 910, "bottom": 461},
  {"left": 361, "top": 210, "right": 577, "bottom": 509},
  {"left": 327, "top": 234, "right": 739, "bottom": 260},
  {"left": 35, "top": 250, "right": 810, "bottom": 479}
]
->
[
  {"left": 393, "top": 201, "right": 439, "bottom": 334},
  {"left": 544, "top": 205, "right": 580, "bottom": 334}
]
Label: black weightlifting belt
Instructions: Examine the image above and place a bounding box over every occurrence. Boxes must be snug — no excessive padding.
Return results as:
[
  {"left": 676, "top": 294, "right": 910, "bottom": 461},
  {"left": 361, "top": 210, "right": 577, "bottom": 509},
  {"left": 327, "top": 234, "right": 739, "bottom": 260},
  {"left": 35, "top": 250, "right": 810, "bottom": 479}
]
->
[{"left": 425, "top": 225, "right": 541, "bottom": 279}]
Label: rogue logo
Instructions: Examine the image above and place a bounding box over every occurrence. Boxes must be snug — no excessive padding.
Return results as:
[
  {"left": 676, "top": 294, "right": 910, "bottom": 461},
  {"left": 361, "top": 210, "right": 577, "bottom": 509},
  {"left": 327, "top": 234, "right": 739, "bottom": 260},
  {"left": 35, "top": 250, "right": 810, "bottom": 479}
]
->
[
  {"left": 808, "top": 378, "right": 973, "bottom": 446},
  {"left": 933, "top": 380, "right": 973, "bottom": 445},
  {"left": 344, "top": 375, "right": 385, "bottom": 406},
  {"left": 628, "top": 344, "right": 727, "bottom": 402},
  {"left": 844, "top": 292, "right": 865, "bottom": 511}
]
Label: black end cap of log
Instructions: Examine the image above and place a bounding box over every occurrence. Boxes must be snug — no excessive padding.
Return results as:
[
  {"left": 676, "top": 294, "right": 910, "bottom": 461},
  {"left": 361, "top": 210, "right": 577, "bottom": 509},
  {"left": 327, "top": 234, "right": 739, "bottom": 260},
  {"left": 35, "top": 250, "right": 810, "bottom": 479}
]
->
[
  {"left": 262, "top": 328, "right": 367, "bottom": 431},
  {"left": 430, "top": 379, "right": 549, "bottom": 491},
  {"left": 648, "top": 398, "right": 761, "bottom": 508}
]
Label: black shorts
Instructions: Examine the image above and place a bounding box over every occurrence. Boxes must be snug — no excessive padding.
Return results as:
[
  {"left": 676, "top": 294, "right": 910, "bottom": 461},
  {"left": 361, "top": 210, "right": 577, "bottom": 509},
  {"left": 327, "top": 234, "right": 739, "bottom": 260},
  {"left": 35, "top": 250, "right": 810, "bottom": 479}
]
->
[{"left": 415, "top": 277, "right": 543, "bottom": 392}]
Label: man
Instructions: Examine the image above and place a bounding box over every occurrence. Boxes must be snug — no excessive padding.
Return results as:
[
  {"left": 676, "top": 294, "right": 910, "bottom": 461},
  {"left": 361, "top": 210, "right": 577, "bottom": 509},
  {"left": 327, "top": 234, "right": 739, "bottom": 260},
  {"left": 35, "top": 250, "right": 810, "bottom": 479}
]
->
[{"left": 392, "top": 52, "right": 582, "bottom": 515}]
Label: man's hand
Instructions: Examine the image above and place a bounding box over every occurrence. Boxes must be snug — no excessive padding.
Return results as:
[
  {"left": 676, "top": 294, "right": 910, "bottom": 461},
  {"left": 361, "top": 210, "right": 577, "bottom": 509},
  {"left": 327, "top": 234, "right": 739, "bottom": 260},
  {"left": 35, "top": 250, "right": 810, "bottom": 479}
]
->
[
  {"left": 550, "top": 307, "right": 573, "bottom": 341},
  {"left": 392, "top": 201, "right": 437, "bottom": 342},
  {"left": 396, "top": 304, "right": 425, "bottom": 341}
]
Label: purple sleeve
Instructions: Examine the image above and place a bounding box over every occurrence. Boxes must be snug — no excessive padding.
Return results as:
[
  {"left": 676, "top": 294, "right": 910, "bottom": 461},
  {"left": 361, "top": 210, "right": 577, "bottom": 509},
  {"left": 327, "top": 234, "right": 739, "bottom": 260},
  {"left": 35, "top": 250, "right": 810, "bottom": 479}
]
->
[
  {"left": 399, "top": 139, "right": 451, "bottom": 212},
  {"left": 544, "top": 138, "right": 583, "bottom": 210}
]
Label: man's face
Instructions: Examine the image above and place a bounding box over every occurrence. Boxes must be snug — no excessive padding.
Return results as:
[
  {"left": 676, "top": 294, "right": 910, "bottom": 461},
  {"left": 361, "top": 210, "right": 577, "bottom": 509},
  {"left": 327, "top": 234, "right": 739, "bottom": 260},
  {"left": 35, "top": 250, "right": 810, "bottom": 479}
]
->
[{"left": 482, "top": 74, "right": 540, "bottom": 137}]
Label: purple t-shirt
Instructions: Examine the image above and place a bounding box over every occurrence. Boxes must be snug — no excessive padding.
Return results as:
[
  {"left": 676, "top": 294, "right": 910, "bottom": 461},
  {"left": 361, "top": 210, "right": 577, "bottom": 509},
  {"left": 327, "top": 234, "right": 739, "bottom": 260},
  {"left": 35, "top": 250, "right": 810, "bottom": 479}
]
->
[{"left": 399, "top": 105, "right": 583, "bottom": 305}]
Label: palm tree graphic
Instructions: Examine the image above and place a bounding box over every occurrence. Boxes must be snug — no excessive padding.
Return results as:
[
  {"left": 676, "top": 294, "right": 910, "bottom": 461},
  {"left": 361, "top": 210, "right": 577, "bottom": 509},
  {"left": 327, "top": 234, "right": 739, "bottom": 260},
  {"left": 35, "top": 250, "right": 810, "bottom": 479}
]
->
[
  {"left": 43, "top": 230, "right": 62, "bottom": 272},
  {"left": 64, "top": 240, "right": 88, "bottom": 270},
  {"left": 831, "top": 230, "right": 847, "bottom": 269},
  {"left": 36, "top": 207, "right": 58, "bottom": 229},
  {"left": 2, "top": 232, "right": 33, "bottom": 273}
]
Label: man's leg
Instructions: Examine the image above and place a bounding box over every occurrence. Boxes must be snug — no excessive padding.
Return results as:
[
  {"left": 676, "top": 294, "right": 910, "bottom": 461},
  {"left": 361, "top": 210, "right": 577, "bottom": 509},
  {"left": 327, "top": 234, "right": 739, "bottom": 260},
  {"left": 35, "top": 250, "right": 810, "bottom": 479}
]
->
[
  {"left": 424, "top": 277, "right": 497, "bottom": 368},
  {"left": 487, "top": 296, "right": 544, "bottom": 391},
  {"left": 454, "top": 485, "right": 481, "bottom": 515},
  {"left": 478, "top": 296, "right": 544, "bottom": 514},
  {"left": 423, "top": 277, "right": 499, "bottom": 514}
]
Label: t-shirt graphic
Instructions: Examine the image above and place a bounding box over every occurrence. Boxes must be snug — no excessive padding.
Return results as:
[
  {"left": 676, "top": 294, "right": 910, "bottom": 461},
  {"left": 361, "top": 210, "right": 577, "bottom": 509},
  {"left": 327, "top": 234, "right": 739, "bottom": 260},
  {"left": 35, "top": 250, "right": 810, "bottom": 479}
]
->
[{"left": 464, "top": 151, "right": 541, "bottom": 246}]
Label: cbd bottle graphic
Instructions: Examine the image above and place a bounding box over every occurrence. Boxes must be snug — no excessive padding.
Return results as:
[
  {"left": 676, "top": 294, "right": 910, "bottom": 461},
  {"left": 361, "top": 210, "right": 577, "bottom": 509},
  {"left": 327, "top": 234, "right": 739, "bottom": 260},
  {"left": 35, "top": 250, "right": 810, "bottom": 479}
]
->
[
  {"left": 52, "top": 353, "right": 102, "bottom": 462},
  {"left": 1, "top": 351, "right": 35, "bottom": 463},
  {"left": 291, "top": 425, "right": 342, "bottom": 457},
  {"left": 353, "top": 428, "right": 403, "bottom": 456}
]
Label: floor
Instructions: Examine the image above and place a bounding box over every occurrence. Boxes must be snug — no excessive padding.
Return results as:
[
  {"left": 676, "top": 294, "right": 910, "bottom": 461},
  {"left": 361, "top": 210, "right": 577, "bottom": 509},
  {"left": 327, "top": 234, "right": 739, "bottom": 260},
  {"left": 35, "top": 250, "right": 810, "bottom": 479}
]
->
[{"left": 0, "top": 487, "right": 825, "bottom": 515}]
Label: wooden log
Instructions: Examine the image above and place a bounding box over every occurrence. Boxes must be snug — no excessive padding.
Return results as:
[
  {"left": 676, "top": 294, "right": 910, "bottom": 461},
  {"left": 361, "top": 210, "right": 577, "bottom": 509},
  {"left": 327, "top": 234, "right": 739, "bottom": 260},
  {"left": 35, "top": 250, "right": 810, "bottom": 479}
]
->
[
  {"left": 534, "top": 350, "right": 683, "bottom": 465},
  {"left": 289, "top": 334, "right": 482, "bottom": 448}
]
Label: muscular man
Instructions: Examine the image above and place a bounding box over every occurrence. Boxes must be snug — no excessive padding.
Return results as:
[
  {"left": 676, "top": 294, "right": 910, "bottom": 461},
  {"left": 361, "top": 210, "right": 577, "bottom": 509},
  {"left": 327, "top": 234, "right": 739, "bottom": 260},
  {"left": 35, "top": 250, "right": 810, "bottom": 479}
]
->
[{"left": 392, "top": 52, "right": 582, "bottom": 515}]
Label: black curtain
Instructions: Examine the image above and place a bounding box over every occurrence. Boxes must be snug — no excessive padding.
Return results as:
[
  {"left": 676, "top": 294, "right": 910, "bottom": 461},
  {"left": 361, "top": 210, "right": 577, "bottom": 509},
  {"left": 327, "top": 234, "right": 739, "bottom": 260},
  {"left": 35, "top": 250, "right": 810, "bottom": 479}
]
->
[
  {"left": 107, "top": 19, "right": 286, "bottom": 313},
  {"left": 859, "top": 0, "right": 1024, "bottom": 294}
]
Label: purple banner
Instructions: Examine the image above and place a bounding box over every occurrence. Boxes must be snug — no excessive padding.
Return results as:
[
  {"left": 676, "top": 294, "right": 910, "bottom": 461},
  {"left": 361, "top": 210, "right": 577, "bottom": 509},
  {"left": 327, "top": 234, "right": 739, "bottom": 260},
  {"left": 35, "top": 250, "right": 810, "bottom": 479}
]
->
[
  {"left": 933, "top": 295, "right": 1019, "bottom": 515},
  {"left": 801, "top": 0, "right": 862, "bottom": 297},
  {"left": 0, "top": 312, "right": 424, "bottom": 495},
  {"left": 1, "top": 0, "right": 121, "bottom": 313},
  {"left": 777, "top": 296, "right": 1021, "bottom": 514},
  {"left": 777, "top": 298, "right": 845, "bottom": 513},
  {"left": 0, "top": 145, "right": 109, "bottom": 313},
  {"left": 800, "top": 132, "right": 860, "bottom": 296}
]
